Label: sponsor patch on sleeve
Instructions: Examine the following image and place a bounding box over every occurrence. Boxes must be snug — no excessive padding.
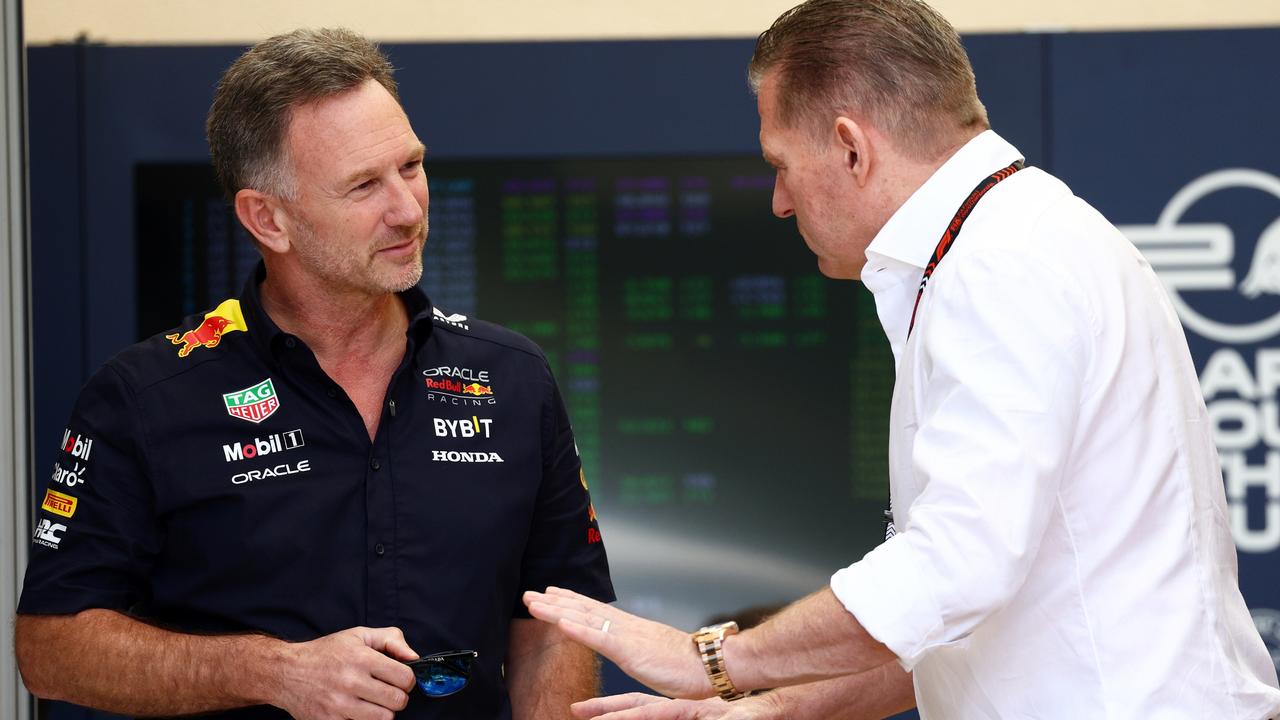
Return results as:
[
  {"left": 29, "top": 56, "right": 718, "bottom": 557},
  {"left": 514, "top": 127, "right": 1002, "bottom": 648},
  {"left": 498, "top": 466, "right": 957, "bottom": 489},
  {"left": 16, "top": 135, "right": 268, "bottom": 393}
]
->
[{"left": 41, "top": 489, "right": 78, "bottom": 518}]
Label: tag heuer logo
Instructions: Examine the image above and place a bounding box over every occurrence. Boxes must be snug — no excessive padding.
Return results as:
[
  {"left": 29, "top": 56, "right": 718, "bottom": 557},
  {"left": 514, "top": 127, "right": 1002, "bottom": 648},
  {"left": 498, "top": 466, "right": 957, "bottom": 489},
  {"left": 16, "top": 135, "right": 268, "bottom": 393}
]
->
[{"left": 223, "top": 378, "right": 280, "bottom": 424}]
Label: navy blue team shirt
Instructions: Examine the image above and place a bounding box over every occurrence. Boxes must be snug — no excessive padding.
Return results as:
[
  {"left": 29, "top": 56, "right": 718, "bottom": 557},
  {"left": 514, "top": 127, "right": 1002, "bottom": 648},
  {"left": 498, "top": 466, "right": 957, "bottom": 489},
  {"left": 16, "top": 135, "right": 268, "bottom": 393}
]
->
[{"left": 20, "top": 265, "right": 614, "bottom": 719}]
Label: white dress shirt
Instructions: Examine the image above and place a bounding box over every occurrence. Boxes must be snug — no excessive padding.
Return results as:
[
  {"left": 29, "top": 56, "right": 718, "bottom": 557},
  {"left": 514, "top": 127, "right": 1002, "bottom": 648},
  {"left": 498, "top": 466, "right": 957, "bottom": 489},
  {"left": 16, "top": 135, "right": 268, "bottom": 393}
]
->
[{"left": 831, "top": 131, "right": 1280, "bottom": 718}]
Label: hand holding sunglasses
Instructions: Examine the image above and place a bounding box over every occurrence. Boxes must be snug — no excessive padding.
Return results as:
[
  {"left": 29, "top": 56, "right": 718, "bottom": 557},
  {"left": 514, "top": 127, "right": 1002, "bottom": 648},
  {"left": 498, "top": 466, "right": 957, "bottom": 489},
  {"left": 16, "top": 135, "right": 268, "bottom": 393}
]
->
[{"left": 404, "top": 650, "right": 479, "bottom": 698}]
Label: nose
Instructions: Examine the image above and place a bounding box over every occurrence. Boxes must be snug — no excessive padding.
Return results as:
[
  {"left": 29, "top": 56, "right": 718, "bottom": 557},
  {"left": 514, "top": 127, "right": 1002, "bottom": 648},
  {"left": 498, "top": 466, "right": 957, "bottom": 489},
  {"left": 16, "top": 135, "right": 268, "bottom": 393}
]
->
[
  {"left": 385, "top": 174, "right": 426, "bottom": 229},
  {"left": 771, "top": 174, "right": 794, "bottom": 219}
]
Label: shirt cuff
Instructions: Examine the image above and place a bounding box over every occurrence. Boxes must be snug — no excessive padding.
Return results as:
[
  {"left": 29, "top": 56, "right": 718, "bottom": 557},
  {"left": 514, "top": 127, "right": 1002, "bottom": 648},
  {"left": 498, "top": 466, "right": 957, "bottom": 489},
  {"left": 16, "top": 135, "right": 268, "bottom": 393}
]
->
[{"left": 830, "top": 536, "right": 944, "bottom": 671}]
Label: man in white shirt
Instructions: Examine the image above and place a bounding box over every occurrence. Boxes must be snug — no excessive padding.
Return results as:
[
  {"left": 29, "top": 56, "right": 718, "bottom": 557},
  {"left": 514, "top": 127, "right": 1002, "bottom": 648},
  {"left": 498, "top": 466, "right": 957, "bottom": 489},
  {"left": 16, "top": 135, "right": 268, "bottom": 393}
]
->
[{"left": 522, "top": 0, "right": 1280, "bottom": 718}]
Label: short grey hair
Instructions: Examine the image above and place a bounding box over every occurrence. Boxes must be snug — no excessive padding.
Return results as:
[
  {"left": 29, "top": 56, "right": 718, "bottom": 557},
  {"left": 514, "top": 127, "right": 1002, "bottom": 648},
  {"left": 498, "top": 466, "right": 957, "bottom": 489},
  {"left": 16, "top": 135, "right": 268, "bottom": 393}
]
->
[{"left": 206, "top": 27, "right": 400, "bottom": 201}]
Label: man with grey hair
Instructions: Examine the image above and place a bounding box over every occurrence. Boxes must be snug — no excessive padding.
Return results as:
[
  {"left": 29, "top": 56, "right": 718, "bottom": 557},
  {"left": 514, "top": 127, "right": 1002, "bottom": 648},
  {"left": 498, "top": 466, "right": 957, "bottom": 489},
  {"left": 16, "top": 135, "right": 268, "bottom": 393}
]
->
[
  {"left": 523, "top": 1, "right": 1280, "bottom": 718},
  {"left": 16, "top": 28, "right": 612, "bottom": 720}
]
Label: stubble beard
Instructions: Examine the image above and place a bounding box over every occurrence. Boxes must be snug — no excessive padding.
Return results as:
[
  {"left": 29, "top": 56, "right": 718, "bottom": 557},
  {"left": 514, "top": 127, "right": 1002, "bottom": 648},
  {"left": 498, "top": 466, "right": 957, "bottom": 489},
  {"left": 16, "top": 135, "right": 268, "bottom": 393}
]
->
[{"left": 292, "top": 216, "right": 427, "bottom": 295}]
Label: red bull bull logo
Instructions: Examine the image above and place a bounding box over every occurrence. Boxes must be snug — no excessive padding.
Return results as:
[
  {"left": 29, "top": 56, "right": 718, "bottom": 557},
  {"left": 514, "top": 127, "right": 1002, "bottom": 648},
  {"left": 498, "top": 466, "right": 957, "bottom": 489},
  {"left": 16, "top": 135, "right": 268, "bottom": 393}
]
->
[
  {"left": 462, "top": 383, "right": 493, "bottom": 396},
  {"left": 166, "top": 299, "right": 248, "bottom": 357}
]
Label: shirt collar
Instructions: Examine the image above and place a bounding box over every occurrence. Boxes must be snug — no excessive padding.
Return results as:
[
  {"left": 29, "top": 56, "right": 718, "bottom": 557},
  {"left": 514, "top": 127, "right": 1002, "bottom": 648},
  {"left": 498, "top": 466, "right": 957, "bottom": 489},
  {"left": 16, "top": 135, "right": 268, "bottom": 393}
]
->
[
  {"left": 862, "top": 129, "right": 1025, "bottom": 275},
  {"left": 238, "top": 261, "right": 436, "bottom": 361},
  {"left": 858, "top": 130, "right": 1024, "bottom": 365}
]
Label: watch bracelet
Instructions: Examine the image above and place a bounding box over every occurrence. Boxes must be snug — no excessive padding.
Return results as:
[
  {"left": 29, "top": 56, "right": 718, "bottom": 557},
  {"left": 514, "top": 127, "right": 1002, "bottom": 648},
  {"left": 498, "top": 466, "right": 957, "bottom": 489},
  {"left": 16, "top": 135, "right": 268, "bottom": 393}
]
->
[{"left": 696, "top": 633, "right": 745, "bottom": 701}]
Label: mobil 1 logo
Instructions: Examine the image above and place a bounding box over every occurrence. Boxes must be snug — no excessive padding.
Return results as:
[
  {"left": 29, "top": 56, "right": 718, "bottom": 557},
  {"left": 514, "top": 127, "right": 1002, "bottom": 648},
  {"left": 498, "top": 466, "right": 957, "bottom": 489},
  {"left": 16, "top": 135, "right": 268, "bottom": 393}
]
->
[{"left": 223, "top": 429, "right": 305, "bottom": 463}]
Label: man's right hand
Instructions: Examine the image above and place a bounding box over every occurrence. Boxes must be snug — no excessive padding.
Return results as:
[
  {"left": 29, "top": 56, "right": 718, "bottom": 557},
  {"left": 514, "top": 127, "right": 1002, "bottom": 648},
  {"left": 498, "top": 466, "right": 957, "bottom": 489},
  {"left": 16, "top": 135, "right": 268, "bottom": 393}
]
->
[
  {"left": 16, "top": 611, "right": 421, "bottom": 719},
  {"left": 569, "top": 692, "right": 779, "bottom": 720},
  {"left": 272, "top": 626, "right": 419, "bottom": 720}
]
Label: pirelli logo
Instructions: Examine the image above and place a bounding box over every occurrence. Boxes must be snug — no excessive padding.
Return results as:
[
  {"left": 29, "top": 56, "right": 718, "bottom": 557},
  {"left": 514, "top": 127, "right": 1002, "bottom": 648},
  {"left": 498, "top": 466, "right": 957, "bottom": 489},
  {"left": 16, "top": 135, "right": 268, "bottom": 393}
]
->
[{"left": 41, "top": 489, "right": 78, "bottom": 518}]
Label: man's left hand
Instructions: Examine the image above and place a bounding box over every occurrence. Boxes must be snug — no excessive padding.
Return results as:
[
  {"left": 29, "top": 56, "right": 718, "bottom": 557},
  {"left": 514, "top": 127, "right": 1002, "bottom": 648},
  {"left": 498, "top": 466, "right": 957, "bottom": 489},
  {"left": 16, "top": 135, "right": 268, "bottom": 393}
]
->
[{"left": 522, "top": 587, "right": 713, "bottom": 699}]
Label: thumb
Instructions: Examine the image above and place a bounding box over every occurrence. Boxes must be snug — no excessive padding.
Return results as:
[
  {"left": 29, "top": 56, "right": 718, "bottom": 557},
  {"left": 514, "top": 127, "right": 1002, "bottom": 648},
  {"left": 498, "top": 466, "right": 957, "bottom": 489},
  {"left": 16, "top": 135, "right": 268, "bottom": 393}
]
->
[{"left": 364, "top": 626, "right": 419, "bottom": 661}]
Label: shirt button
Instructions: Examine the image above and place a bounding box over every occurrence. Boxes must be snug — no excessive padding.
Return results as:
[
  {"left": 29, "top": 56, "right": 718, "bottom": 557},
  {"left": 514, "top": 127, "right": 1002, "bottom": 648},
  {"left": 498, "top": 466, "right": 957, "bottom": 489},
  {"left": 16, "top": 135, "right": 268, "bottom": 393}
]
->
[
  {"left": 284, "top": 337, "right": 297, "bottom": 349},
  {"left": 370, "top": 458, "right": 381, "bottom": 470},
  {"left": 326, "top": 387, "right": 338, "bottom": 398},
  {"left": 375, "top": 543, "right": 385, "bottom": 556}
]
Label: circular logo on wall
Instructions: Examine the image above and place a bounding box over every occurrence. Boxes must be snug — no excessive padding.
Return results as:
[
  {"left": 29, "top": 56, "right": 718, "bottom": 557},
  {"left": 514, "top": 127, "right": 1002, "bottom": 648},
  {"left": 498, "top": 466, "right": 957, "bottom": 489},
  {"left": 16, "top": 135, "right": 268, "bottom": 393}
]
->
[
  {"left": 1119, "top": 169, "right": 1280, "bottom": 344},
  {"left": 1253, "top": 608, "right": 1280, "bottom": 675}
]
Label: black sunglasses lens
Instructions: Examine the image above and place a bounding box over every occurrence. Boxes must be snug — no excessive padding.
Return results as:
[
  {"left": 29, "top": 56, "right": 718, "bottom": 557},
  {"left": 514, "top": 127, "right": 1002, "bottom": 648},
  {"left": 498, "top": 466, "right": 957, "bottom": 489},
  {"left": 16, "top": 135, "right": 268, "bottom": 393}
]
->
[{"left": 412, "top": 654, "right": 474, "bottom": 697}]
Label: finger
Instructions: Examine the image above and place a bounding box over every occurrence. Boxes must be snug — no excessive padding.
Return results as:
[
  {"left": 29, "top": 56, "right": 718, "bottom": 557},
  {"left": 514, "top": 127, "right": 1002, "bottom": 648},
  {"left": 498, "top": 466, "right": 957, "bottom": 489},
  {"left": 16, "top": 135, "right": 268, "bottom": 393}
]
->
[
  {"left": 591, "top": 699, "right": 703, "bottom": 720},
  {"left": 369, "top": 652, "right": 417, "bottom": 692},
  {"left": 527, "top": 600, "right": 609, "bottom": 631},
  {"left": 364, "top": 626, "right": 419, "bottom": 662},
  {"left": 355, "top": 673, "right": 411, "bottom": 713},
  {"left": 543, "top": 589, "right": 640, "bottom": 627},
  {"left": 573, "top": 692, "right": 667, "bottom": 717},
  {"left": 525, "top": 588, "right": 595, "bottom": 615},
  {"left": 346, "top": 699, "right": 397, "bottom": 720},
  {"left": 540, "top": 586, "right": 616, "bottom": 613},
  {"left": 555, "top": 616, "right": 616, "bottom": 656}
]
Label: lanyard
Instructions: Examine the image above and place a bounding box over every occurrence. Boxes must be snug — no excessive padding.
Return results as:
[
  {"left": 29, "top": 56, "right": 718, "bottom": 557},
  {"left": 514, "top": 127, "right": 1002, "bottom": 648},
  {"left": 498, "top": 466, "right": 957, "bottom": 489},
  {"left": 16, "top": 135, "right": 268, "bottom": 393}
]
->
[
  {"left": 883, "top": 160, "right": 1023, "bottom": 541},
  {"left": 906, "top": 160, "right": 1024, "bottom": 338}
]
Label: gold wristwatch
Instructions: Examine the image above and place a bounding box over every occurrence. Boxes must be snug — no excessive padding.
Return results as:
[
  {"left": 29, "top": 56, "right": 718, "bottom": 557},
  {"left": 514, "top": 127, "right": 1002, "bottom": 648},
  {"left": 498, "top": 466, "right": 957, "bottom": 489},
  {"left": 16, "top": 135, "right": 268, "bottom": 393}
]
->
[{"left": 692, "top": 621, "right": 745, "bottom": 701}]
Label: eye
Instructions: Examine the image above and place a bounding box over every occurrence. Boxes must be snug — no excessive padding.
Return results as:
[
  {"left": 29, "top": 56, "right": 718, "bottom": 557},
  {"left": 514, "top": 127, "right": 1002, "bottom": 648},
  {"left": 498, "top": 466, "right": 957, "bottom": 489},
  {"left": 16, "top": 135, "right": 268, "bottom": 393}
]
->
[{"left": 353, "top": 178, "right": 376, "bottom": 193}]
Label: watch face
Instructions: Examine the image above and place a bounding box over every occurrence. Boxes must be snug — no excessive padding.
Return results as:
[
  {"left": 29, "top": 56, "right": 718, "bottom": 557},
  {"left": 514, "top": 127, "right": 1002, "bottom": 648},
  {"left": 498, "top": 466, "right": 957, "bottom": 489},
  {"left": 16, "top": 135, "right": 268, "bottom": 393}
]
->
[
  {"left": 696, "top": 621, "right": 739, "bottom": 640},
  {"left": 709, "top": 621, "right": 738, "bottom": 636}
]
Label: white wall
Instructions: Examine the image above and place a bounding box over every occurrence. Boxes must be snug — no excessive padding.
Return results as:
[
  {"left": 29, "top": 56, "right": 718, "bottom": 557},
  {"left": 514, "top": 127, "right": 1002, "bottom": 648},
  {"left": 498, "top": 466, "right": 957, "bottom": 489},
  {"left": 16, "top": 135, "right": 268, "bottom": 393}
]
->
[{"left": 24, "top": 0, "right": 1280, "bottom": 45}]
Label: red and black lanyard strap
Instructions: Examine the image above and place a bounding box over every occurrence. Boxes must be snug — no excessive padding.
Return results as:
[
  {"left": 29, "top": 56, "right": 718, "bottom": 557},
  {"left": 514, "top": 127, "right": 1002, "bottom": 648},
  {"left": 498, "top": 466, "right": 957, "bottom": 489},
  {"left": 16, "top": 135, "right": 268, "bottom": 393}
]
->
[
  {"left": 905, "top": 160, "right": 1024, "bottom": 339},
  {"left": 883, "top": 160, "right": 1023, "bottom": 540}
]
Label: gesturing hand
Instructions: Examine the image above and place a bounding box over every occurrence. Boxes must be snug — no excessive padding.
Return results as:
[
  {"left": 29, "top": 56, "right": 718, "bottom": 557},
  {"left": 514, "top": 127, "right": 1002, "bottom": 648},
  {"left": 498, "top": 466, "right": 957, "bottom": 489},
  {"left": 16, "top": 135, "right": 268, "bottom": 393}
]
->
[
  {"left": 272, "top": 625, "right": 419, "bottom": 720},
  {"left": 523, "top": 586, "right": 714, "bottom": 699},
  {"left": 570, "top": 692, "right": 777, "bottom": 720}
]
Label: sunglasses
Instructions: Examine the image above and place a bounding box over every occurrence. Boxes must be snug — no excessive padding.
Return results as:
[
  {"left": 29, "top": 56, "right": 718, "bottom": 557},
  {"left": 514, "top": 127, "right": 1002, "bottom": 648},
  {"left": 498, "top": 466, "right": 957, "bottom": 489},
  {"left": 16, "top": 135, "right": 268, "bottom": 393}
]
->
[{"left": 404, "top": 650, "right": 479, "bottom": 698}]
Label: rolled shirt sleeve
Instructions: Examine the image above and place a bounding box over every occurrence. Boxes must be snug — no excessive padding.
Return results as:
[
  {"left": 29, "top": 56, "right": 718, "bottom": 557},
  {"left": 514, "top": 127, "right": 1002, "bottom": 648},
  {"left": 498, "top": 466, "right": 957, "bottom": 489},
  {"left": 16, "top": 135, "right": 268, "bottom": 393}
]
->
[{"left": 832, "top": 245, "right": 1092, "bottom": 669}]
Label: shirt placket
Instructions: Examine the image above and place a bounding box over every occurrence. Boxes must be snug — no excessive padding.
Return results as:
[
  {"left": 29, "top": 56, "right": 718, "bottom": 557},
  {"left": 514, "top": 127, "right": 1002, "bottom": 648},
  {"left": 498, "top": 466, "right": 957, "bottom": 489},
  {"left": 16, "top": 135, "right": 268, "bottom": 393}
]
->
[
  {"left": 365, "top": 410, "right": 396, "bottom": 628},
  {"left": 364, "top": 346, "right": 417, "bottom": 629}
]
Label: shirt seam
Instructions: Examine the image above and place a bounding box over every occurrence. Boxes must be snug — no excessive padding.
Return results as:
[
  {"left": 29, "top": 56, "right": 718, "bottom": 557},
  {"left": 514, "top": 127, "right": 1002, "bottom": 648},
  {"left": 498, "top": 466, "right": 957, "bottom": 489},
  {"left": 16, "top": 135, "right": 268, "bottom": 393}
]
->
[
  {"left": 430, "top": 322, "right": 547, "bottom": 360},
  {"left": 109, "top": 345, "right": 232, "bottom": 396},
  {"left": 1056, "top": 496, "right": 1114, "bottom": 718},
  {"left": 103, "top": 362, "right": 160, "bottom": 490},
  {"left": 1169, "top": 390, "right": 1238, "bottom": 717}
]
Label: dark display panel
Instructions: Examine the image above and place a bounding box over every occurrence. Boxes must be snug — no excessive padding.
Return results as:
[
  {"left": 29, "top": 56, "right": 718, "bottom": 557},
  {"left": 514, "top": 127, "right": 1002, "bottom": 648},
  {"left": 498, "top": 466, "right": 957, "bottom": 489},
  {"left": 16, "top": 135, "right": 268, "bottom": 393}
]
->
[{"left": 136, "top": 157, "right": 895, "bottom": 627}]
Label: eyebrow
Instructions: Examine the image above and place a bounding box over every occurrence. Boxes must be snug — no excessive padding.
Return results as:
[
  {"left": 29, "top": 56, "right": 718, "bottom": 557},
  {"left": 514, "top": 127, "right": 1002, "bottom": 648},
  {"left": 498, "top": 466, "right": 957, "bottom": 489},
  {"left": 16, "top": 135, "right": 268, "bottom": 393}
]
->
[{"left": 341, "top": 143, "right": 428, "bottom": 189}]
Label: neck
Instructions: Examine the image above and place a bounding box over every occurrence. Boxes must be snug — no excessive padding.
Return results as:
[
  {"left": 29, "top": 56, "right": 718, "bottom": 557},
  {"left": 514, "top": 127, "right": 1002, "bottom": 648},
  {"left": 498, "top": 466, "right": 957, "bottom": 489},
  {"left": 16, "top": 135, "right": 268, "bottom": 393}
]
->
[
  {"left": 878, "top": 128, "right": 983, "bottom": 226},
  {"left": 258, "top": 265, "right": 409, "bottom": 363}
]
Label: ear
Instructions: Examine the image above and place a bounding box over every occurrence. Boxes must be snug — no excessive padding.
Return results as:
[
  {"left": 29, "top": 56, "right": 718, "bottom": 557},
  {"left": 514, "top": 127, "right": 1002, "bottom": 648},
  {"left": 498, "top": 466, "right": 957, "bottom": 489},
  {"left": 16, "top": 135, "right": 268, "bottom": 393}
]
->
[
  {"left": 833, "top": 116, "right": 872, "bottom": 188},
  {"left": 234, "top": 189, "right": 291, "bottom": 254}
]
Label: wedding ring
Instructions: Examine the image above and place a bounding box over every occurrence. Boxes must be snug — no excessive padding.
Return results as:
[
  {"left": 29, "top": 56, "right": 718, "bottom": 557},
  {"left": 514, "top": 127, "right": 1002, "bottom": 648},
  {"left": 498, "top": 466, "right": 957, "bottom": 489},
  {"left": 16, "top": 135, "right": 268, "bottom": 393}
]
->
[{"left": 601, "top": 619, "right": 612, "bottom": 634}]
